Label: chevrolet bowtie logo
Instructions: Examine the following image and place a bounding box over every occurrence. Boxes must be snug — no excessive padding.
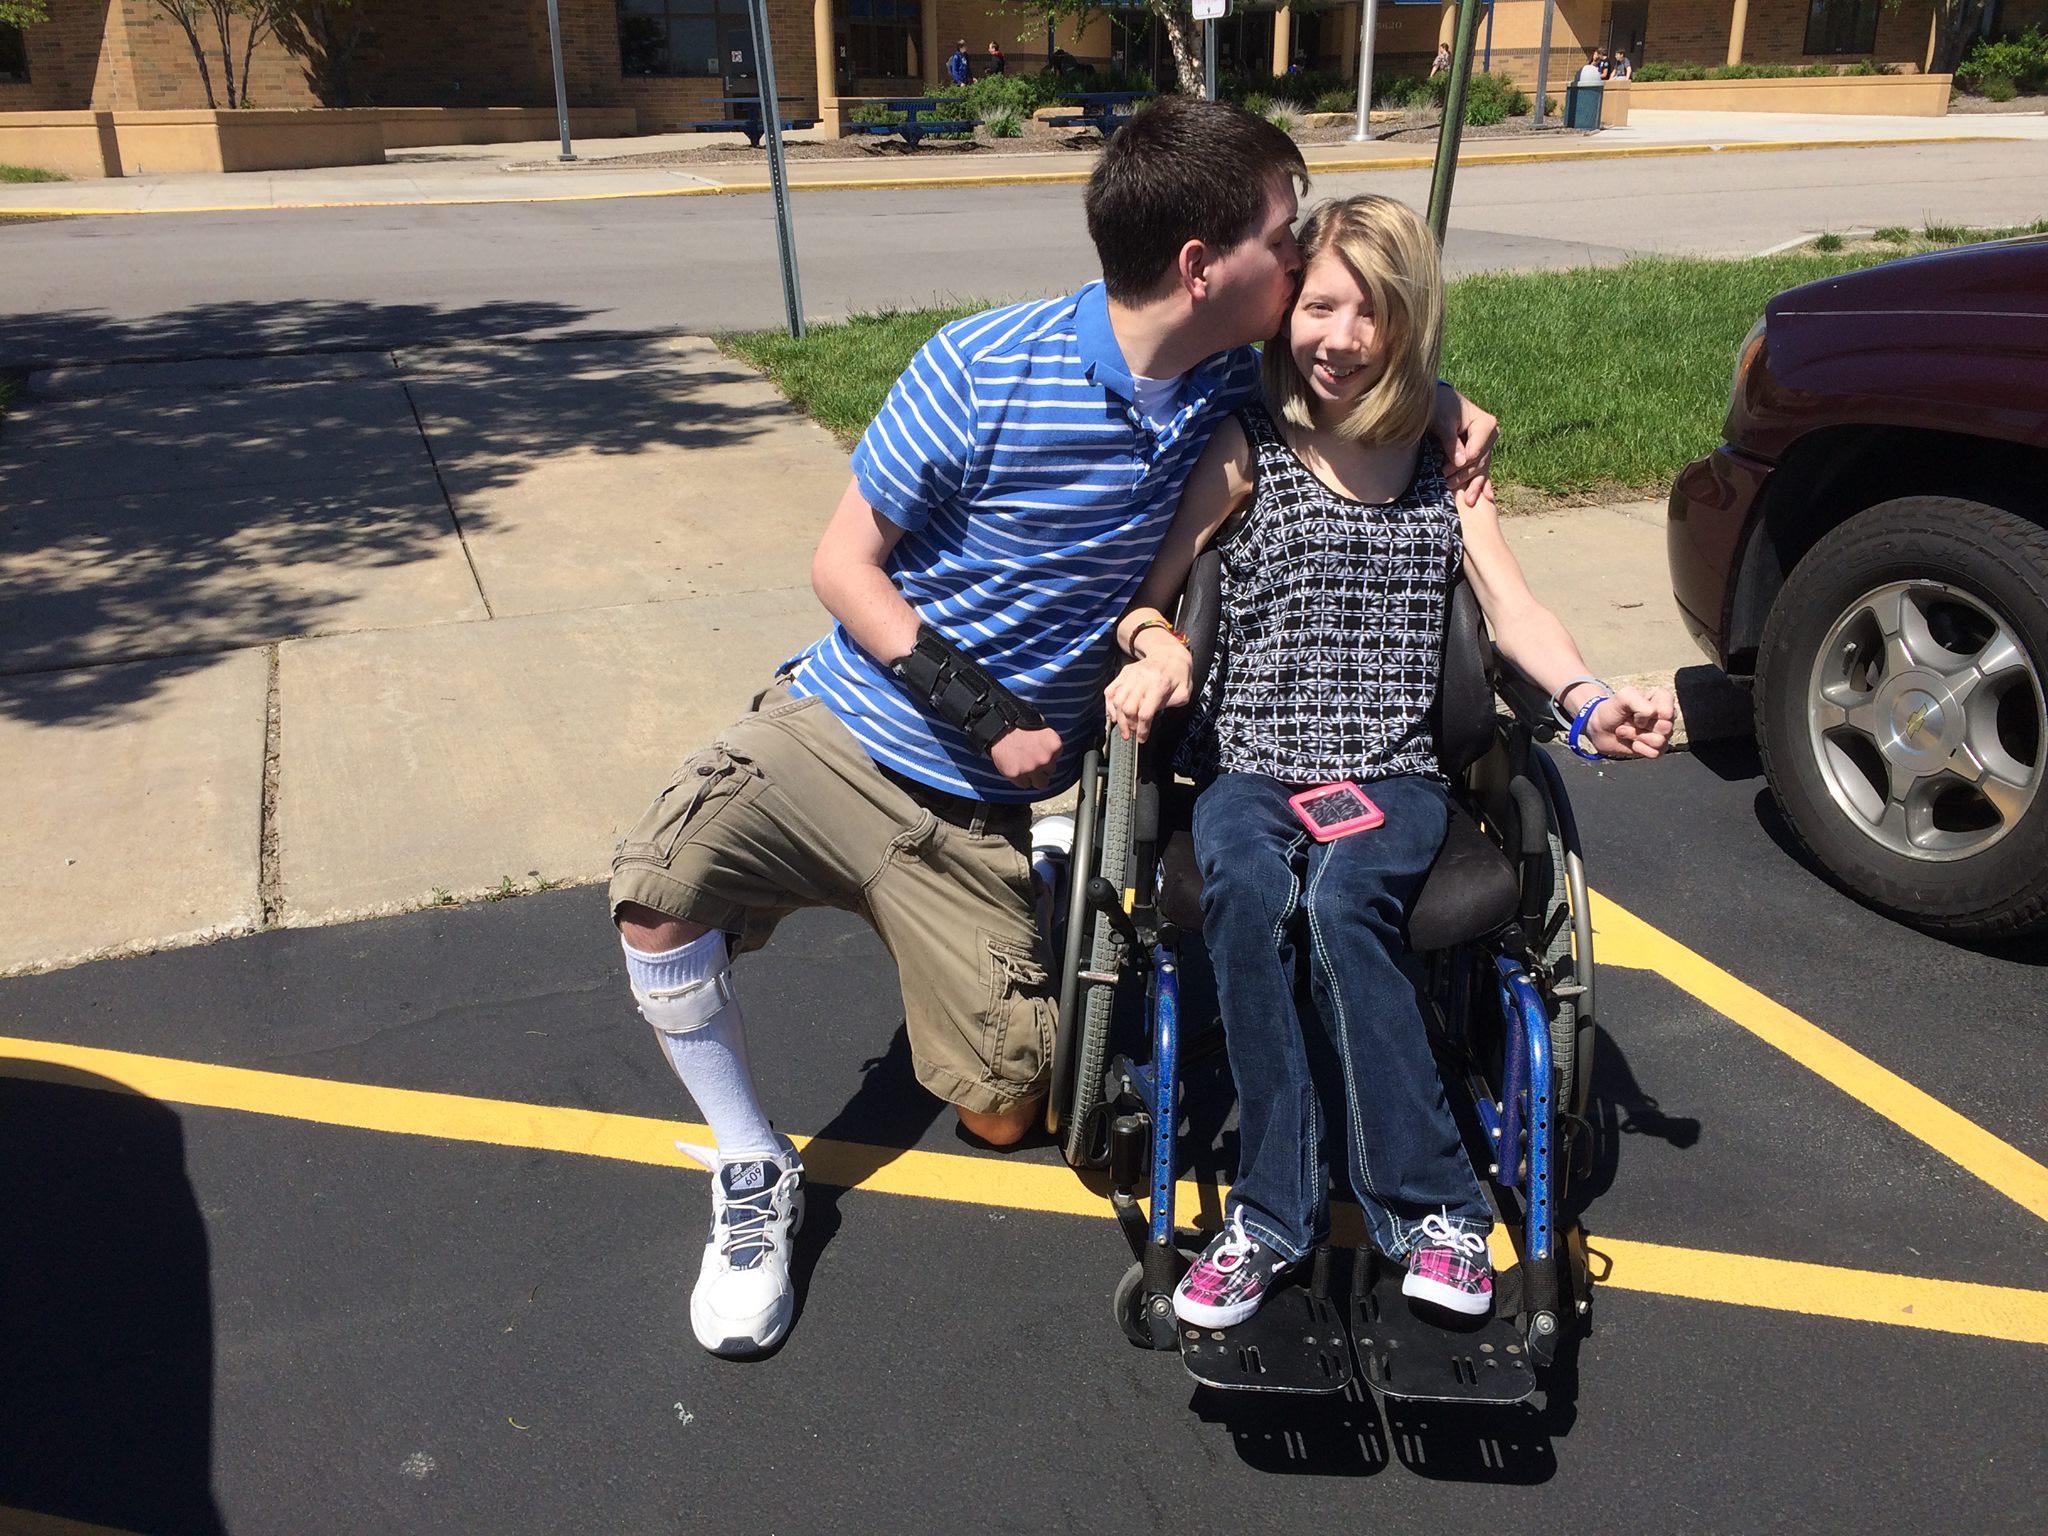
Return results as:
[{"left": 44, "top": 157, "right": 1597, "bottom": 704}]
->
[{"left": 1904, "top": 704, "right": 1932, "bottom": 738}]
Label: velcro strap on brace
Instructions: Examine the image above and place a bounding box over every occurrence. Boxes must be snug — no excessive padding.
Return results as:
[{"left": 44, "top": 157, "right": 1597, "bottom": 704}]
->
[
  {"left": 642, "top": 969, "right": 737, "bottom": 1035},
  {"left": 889, "top": 624, "right": 1046, "bottom": 755}
]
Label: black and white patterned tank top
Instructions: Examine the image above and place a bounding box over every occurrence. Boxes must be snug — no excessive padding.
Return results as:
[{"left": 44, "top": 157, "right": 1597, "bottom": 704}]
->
[{"left": 1180, "top": 403, "right": 1465, "bottom": 785}]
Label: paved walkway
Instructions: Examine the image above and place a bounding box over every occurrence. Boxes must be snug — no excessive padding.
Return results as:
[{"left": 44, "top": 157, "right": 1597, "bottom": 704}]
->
[
  {"left": 0, "top": 337, "right": 1741, "bottom": 975},
  {"left": 2, "top": 108, "right": 2041, "bottom": 215}
]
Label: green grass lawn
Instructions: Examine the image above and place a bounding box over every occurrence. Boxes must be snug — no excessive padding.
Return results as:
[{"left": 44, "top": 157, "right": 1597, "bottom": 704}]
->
[
  {"left": 0, "top": 164, "right": 67, "bottom": 182},
  {"left": 721, "top": 244, "right": 1974, "bottom": 499}
]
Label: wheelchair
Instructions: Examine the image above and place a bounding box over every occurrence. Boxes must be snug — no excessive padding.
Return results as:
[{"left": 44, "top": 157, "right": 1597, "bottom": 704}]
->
[{"left": 1043, "top": 547, "right": 1596, "bottom": 1406}]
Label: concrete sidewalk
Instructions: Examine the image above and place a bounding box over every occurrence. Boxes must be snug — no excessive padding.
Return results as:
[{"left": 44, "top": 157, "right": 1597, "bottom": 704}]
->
[
  {"left": 0, "top": 337, "right": 1737, "bottom": 976},
  {"left": 2, "top": 108, "right": 2040, "bottom": 216}
]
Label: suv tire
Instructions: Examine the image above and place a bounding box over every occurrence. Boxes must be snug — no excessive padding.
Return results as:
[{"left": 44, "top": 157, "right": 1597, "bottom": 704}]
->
[{"left": 1757, "top": 495, "right": 2048, "bottom": 940}]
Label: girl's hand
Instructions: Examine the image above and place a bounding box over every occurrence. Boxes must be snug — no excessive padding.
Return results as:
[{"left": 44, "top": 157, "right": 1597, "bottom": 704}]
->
[
  {"left": 1105, "top": 650, "right": 1194, "bottom": 743},
  {"left": 1586, "top": 685, "right": 1675, "bottom": 760}
]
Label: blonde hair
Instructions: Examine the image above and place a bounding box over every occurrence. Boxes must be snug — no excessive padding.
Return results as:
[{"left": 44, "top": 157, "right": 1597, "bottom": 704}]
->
[{"left": 1262, "top": 195, "right": 1443, "bottom": 446}]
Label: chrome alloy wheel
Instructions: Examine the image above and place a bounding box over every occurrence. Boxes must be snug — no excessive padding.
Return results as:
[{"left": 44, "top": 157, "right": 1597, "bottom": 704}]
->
[{"left": 1806, "top": 579, "right": 2046, "bottom": 862}]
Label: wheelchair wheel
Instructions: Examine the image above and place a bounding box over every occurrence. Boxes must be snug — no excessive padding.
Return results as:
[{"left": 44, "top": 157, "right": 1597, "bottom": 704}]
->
[
  {"left": 1057, "top": 726, "right": 1139, "bottom": 1168},
  {"left": 1531, "top": 747, "right": 1595, "bottom": 1125}
]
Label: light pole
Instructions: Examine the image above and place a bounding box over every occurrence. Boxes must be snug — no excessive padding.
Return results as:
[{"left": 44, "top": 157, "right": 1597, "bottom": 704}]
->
[{"left": 1349, "top": 0, "right": 1379, "bottom": 142}]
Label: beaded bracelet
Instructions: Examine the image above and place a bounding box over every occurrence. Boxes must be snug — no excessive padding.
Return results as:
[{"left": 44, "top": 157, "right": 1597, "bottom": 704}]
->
[{"left": 1566, "top": 694, "right": 1610, "bottom": 762}]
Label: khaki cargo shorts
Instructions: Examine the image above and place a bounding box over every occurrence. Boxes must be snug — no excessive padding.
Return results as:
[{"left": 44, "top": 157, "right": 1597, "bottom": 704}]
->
[{"left": 609, "top": 680, "right": 1056, "bottom": 1116}]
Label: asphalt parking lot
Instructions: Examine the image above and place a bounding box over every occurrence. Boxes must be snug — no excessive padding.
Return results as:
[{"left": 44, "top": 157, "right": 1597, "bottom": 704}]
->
[{"left": 2, "top": 746, "right": 2042, "bottom": 1536}]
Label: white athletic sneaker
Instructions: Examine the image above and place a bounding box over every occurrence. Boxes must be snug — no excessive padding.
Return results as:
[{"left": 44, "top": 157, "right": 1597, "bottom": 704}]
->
[{"left": 677, "top": 1138, "right": 805, "bottom": 1357}]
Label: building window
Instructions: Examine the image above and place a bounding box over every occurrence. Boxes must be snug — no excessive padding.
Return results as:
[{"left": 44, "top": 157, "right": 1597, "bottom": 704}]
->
[
  {"left": 1803, "top": 0, "right": 1880, "bottom": 54},
  {"left": 0, "top": 23, "right": 30, "bottom": 84},
  {"left": 845, "top": 0, "right": 921, "bottom": 79},
  {"left": 619, "top": 0, "right": 756, "bottom": 79}
]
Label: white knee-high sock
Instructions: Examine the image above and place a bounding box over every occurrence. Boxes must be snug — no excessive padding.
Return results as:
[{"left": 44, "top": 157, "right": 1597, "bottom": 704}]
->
[{"left": 623, "top": 931, "right": 781, "bottom": 1162}]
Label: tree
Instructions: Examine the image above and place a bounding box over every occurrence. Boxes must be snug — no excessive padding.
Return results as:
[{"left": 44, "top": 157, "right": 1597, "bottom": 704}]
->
[
  {"left": 0, "top": 1, "right": 51, "bottom": 27},
  {"left": 1022, "top": 0, "right": 1205, "bottom": 95},
  {"left": 148, "top": 0, "right": 363, "bottom": 109},
  {"left": 149, "top": 0, "right": 278, "bottom": 108},
  {"left": 1924, "top": 0, "right": 1993, "bottom": 74}
]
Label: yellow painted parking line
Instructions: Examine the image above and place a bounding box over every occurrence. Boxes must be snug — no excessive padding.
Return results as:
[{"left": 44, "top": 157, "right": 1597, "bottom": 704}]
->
[
  {"left": 1589, "top": 891, "right": 2048, "bottom": 1225},
  {"left": 4, "top": 1032, "right": 2045, "bottom": 1347},
  {"left": 0, "top": 133, "right": 2018, "bottom": 219}
]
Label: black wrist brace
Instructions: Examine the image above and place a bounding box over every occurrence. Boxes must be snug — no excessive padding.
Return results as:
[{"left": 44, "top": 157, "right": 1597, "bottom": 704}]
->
[{"left": 889, "top": 624, "right": 1046, "bottom": 755}]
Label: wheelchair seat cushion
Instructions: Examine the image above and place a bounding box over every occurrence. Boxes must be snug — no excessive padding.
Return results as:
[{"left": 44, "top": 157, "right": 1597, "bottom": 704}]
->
[{"left": 1154, "top": 801, "right": 1518, "bottom": 952}]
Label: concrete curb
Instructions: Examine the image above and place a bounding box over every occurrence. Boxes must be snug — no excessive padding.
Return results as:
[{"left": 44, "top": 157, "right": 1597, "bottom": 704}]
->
[{"left": 0, "top": 132, "right": 2020, "bottom": 219}]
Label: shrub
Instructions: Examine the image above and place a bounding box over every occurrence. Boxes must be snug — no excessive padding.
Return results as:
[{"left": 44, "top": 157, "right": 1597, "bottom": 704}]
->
[
  {"left": 981, "top": 104, "right": 1024, "bottom": 137},
  {"left": 1956, "top": 29, "right": 2048, "bottom": 94},
  {"left": 1313, "top": 88, "right": 1354, "bottom": 113},
  {"left": 1372, "top": 74, "right": 1430, "bottom": 108},
  {"left": 1840, "top": 58, "right": 1885, "bottom": 75},
  {"left": 848, "top": 103, "right": 905, "bottom": 125},
  {"left": 1243, "top": 91, "right": 1273, "bottom": 115},
  {"left": 1982, "top": 74, "right": 2020, "bottom": 100},
  {"left": 1634, "top": 62, "right": 1706, "bottom": 81},
  {"left": 1265, "top": 102, "right": 1308, "bottom": 134},
  {"left": 966, "top": 73, "right": 1054, "bottom": 115},
  {"left": 1462, "top": 69, "right": 1529, "bottom": 123}
]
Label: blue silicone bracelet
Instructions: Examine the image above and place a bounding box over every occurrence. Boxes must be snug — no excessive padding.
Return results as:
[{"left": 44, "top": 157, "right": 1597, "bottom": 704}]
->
[{"left": 1567, "top": 695, "right": 1610, "bottom": 761}]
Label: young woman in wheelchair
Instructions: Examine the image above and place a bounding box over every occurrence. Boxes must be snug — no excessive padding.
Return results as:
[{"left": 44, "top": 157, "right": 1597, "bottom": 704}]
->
[{"left": 1103, "top": 194, "right": 1672, "bottom": 1331}]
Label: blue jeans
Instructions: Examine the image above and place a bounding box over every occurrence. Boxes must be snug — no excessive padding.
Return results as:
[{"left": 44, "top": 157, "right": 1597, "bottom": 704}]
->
[{"left": 1192, "top": 771, "right": 1490, "bottom": 1262}]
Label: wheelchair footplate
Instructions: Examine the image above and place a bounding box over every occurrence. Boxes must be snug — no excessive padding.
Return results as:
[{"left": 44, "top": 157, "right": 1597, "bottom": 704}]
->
[
  {"left": 1351, "top": 1263, "right": 1535, "bottom": 1406},
  {"left": 1179, "top": 1251, "right": 1354, "bottom": 1395}
]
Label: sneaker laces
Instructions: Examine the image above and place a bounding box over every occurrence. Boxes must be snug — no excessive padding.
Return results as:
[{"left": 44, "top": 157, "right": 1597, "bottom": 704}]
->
[
  {"left": 717, "top": 1163, "right": 796, "bottom": 1267},
  {"left": 1209, "top": 1210, "right": 1259, "bottom": 1272},
  {"left": 1418, "top": 1211, "right": 1486, "bottom": 1261}
]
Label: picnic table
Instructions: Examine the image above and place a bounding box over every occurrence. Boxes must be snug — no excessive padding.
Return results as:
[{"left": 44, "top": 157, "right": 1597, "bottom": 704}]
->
[
  {"left": 1045, "top": 90, "right": 1153, "bottom": 138},
  {"left": 842, "top": 97, "right": 977, "bottom": 148},
  {"left": 691, "top": 94, "right": 816, "bottom": 148}
]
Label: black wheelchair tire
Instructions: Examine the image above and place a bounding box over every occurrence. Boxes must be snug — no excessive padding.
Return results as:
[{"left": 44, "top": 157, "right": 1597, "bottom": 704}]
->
[
  {"left": 1058, "top": 728, "right": 1140, "bottom": 1168},
  {"left": 1531, "top": 747, "right": 1594, "bottom": 1127},
  {"left": 1048, "top": 749, "right": 1102, "bottom": 1146}
]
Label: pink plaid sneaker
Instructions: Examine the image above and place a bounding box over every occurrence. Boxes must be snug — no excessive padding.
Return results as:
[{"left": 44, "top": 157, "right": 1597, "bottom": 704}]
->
[
  {"left": 1173, "top": 1211, "right": 1292, "bottom": 1328},
  {"left": 1402, "top": 1213, "right": 1493, "bottom": 1316}
]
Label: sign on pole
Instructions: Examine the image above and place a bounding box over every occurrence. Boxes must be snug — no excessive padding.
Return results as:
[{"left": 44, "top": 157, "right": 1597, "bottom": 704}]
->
[
  {"left": 544, "top": 0, "right": 576, "bottom": 162},
  {"left": 745, "top": 0, "right": 806, "bottom": 339},
  {"left": 1192, "top": 0, "right": 1228, "bottom": 18}
]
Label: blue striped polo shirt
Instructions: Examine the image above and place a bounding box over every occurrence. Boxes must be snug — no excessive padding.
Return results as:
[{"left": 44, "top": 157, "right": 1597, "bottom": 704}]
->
[{"left": 786, "top": 282, "right": 1260, "bottom": 802}]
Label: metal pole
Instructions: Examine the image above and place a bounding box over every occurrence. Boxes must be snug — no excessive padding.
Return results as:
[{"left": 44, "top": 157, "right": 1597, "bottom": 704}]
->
[
  {"left": 1349, "top": 0, "right": 1379, "bottom": 142},
  {"left": 1204, "top": 19, "right": 1218, "bottom": 101},
  {"left": 746, "top": 0, "right": 805, "bottom": 338},
  {"left": 544, "top": 0, "right": 576, "bottom": 162},
  {"left": 1482, "top": 0, "right": 1494, "bottom": 73},
  {"left": 1532, "top": 0, "right": 1555, "bottom": 127},
  {"left": 1425, "top": 0, "right": 1483, "bottom": 246}
]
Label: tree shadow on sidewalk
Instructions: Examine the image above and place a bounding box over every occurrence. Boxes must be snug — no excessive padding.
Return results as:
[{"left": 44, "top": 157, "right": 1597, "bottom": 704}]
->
[
  {"left": 0, "top": 1063, "right": 225, "bottom": 1535},
  {"left": 0, "top": 299, "right": 804, "bottom": 727}
]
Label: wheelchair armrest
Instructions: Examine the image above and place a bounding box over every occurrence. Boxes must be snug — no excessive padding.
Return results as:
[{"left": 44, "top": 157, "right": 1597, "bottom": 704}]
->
[{"left": 1493, "top": 652, "right": 1562, "bottom": 742}]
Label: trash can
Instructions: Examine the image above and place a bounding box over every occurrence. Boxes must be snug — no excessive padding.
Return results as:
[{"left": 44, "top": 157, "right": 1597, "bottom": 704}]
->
[{"left": 1564, "top": 80, "right": 1604, "bottom": 131}]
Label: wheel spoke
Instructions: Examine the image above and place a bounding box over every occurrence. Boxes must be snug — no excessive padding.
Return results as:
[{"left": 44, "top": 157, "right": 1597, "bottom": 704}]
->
[
  {"left": 1947, "top": 628, "right": 2030, "bottom": 706},
  {"left": 1946, "top": 740, "right": 2037, "bottom": 828}
]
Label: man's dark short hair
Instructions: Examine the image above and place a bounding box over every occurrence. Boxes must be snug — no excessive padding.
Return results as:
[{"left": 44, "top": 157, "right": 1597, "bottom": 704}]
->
[{"left": 1083, "top": 96, "right": 1309, "bottom": 303}]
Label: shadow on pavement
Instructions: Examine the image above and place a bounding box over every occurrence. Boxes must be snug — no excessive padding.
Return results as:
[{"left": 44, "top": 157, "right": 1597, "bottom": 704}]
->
[
  {"left": 1576, "top": 1021, "right": 1701, "bottom": 1211},
  {"left": 0, "top": 302, "right": 791, "bottom": 727},
  {"left": 0, "top": 1063, "right": 224, "bottom": 1536},
  {"left": 0, "top": 297, "right": 608, "bottom": 371}
]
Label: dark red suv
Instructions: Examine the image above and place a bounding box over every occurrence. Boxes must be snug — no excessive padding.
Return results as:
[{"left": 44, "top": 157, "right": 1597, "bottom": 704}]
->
[{"left": 1668, "top": 235, "right": 2048, "bottom": 941}]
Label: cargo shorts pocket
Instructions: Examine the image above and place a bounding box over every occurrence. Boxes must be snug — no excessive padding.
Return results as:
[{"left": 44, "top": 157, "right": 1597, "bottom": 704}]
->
[
  {"left": 981, "top": 933, "right": 1056, "bottom": 1091},
  {"left": 613, "top": 741, "right": 762, "bottom": 869}
]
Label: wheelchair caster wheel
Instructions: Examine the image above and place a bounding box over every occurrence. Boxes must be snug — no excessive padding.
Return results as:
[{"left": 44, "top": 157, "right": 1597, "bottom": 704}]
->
[{"left": 1114, "top": 1261, "right": 1175, "bottom": 1350}]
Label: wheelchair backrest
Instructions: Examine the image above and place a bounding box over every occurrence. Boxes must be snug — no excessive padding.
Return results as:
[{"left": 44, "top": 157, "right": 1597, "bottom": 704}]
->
[{"left": 1172, "top": 549, "right": 1498, "bottom": 778}]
